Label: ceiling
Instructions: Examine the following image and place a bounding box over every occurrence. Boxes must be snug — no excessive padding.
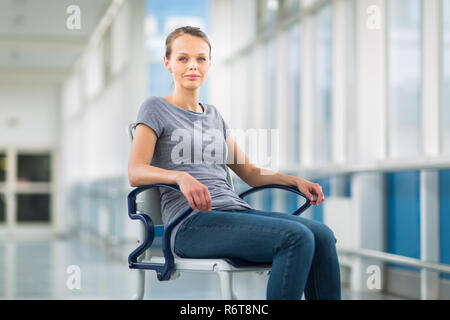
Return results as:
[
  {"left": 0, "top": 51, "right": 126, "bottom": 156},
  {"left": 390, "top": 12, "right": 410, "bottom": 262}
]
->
[{"left": 0, "top": 0, "right": 112, "bottom": 82}]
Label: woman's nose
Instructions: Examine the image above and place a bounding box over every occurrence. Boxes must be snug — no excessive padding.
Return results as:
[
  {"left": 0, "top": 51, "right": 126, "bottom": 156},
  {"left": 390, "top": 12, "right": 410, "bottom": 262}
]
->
[{"left": 189, "top": 61, "right": 198, "bottom": 69}]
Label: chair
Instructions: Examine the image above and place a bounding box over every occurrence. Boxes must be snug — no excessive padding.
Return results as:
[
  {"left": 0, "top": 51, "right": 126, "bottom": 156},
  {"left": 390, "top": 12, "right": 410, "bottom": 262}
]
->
[{"left": 127, "top": 123, "right": 312, "bottom": 299}]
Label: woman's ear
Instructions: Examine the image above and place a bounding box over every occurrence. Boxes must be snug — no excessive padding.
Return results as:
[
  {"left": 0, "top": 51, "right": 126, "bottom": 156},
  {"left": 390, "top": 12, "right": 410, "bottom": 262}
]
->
[{"left": 163, "top": 56, "right": 172, "bottom": 73}]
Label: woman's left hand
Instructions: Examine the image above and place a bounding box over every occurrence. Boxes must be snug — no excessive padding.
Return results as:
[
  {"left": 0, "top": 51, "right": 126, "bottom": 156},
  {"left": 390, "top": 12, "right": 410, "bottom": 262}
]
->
[{"left": 292, "top": 177, "right": 325, "bottom": 206}]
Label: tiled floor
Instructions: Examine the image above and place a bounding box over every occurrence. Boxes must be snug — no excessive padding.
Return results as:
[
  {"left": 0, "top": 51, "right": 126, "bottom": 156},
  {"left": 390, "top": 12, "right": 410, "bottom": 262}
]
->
[{"left": 0, "top": 235, "right": 405, "bottom": 300}]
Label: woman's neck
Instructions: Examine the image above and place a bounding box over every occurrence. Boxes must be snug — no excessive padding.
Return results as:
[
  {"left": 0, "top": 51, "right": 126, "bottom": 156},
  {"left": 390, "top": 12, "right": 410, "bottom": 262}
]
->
[{"left": 165, "top": 90, "right": 202, "bottom": 113}]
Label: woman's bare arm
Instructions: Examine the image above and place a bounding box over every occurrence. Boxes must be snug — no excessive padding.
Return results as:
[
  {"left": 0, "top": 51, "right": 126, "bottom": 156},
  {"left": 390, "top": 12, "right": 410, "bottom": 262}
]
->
[{"left": 128, "top": 124, "right": 182, "bottom": 187}]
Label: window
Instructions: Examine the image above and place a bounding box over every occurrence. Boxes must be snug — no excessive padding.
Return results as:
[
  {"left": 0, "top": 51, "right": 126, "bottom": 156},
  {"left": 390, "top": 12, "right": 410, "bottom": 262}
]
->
[
  {"left": 346, "top": 0, "right": 356, "bottom": 163},
  {"left": 265, "top": 38, "right": 277, "bottom": 130},
  {"left": 17, "top": 194, "right": 51, "bottom": 222},
  {"left": 281, "top": 0, "right": 300, "bottom": 14},
  {"left": 387, "top": 0, "right": 422, "bottom": 158},
  {"left": 442, "top": 0, "right": 450, "bottom": 154},
  {"left": 287, "top": 23, "right": 301, "bottom": 165},
  {"left": 258, "top": 0, "right": 279, "bottom": 32},
  {"left": 314, "top": 4, "right": 333, "bottom": 165},
  {"left": 0, "top": 153, "right": 6, "bottom": 182},
  {"left": 102, "top": 25, "right": 113, "bottom": 85},
  {"left": 17, "top": 154, "right": 51, "bottom": 183}
]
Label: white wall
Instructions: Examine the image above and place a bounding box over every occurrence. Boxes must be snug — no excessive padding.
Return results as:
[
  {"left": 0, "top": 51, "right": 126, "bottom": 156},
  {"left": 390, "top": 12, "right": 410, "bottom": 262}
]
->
[{"left": 0, "top": 83, "right": 60, "bottom": 149}]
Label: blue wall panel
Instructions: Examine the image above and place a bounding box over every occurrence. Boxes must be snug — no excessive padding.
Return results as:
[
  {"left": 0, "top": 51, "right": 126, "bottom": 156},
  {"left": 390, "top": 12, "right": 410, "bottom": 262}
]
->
[
  {"left": 387, "top": 171, "right": 421, "bottom": 272},
  {"left": 439, "top": 170, "right": 450, "bottom": 279}
]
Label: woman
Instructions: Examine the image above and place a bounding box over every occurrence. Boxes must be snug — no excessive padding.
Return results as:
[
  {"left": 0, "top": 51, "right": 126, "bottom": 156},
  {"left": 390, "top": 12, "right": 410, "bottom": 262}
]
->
[{"left": 128, "top": 26, "right": 341, "bottom": 300}]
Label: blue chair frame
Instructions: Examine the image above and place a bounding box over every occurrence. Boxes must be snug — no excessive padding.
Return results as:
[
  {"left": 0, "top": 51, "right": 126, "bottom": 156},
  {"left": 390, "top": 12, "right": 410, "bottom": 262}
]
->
[{"left": 128, "top": 185, "right": 312, "bottom": 282}]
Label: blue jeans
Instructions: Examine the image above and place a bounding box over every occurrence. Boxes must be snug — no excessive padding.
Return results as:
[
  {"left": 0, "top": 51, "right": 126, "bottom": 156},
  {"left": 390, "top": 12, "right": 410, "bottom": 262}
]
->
[{"left": 173, "top": 209, "right": 341, "bottom": 300}]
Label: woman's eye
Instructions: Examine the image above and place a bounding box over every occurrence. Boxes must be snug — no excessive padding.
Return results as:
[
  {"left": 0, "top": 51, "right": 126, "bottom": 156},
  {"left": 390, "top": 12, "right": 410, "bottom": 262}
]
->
[{"left": 178, "top": 57, "right": 206, "bottom": 61}]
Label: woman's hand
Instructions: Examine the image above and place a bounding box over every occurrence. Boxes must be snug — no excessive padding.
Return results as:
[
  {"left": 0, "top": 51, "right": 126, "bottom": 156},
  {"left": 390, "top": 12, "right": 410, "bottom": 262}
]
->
[
  {"left": 291, "top": 177, "right": 325, "bottom": 206},
  {"left": 176, "top": 172, "right": 212, "bottom": 212}
]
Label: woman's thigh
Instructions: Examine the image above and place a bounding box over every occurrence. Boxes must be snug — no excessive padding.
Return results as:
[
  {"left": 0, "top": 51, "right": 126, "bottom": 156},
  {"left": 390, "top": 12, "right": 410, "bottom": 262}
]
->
[
  {"left": 246, "top": 209, "right": 337, "bottom": 244},
  {"left": 173, "top": 209, "right": 314, "bottom": 263}
]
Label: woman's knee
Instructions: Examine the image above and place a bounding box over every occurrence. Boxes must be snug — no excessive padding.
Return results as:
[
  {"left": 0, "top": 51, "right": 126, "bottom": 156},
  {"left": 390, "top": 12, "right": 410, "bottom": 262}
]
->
[
  {"left": 283, "top": 223, "right": 315, "bottom": 252},
  {"left": 314, "top": 223, "right": 337, "bottom": 245}
]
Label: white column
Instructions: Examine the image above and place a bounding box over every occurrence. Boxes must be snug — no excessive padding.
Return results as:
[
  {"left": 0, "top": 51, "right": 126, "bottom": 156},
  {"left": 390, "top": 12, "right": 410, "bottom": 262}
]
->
[
  {"left": 420, "top": 0, "right": 442, "bottom": 300},
  {"left": 420, "top": 170, "right": 440, "bottom": 300},
  {"left": 122, "top": 0, "right": 147, "bottom": 240},
  {"left": 422, "top": 0, "right": 441, "bottom": 156},
  {"left": 350, "top": 0, "right": 387, "bottom": 292},
  {"left": 355, "top": 0, "right": 387, "bottom": 163}
]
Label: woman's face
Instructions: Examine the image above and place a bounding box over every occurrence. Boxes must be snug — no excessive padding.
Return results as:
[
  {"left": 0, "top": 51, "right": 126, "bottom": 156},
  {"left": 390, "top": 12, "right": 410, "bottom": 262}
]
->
[{"left": 164, "top": 34, "right": 211, "bottom": 91}]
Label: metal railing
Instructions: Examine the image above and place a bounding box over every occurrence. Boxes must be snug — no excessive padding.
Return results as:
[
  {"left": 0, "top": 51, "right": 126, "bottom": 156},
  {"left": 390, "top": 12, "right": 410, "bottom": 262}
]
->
[{"left": 338, "top": 247, "right": 450, "bottom": 274}]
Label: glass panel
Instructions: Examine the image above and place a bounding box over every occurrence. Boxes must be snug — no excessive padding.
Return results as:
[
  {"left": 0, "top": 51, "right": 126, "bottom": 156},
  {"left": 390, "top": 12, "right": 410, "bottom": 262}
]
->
[
  {"left": 16, "top": 194, "right": 50, "bottom": 222},
  {"left": 387, "top": 0, "right": 422, "bottom": 158},
  {"left": 442, "top": 0, "right": 450, "bottom": 154},
  {"left": 0, "top": 153, "right": 6, "bottom": 182},
  {"left": 315, "top": 5, "right": 333, "bottom": 165},
  {"left": 287, "top": 23, "right": 301, "bottom": 165},
  {"left": 0, "top": 194, "right": 5, "bottom": 222},
  {"left": 283, "top": 0, "right": 300, "bottom": 12},
  {"left": 17, "top": 154, "right": 51, "bottom": 183},
  {"left": 265, "top": 38, "right": 277, "bottom": 130},
  {"left": 346, "top": 0, "right": 356, "bottom": 163},
  {"left": 246, "top": 52, "right": 255, "bottom": 129},
  {"left": 258, "top": 0, "right": 278, "bottom": 30},
  {"left": 266, "top": 0, "right": 279, "bottom": 24},
  {"left": 148, "top": 62, "right": 173, "bottom": 97}
]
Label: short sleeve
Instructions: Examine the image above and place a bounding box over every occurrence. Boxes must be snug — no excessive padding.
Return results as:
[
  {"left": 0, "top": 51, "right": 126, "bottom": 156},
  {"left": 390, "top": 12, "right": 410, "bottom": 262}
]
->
[
  {"left": 214, "top": 107, "right": 231, "bottom": 139},
  {"left": 222, "top": 116, "right": 231, "bottom": 139},
  {"left": 135, "top": 98, "right": 164, "bottom": 138}
]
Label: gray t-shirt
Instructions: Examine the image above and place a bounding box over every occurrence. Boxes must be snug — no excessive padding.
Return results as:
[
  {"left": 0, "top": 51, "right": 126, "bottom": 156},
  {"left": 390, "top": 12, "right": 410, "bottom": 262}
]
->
[{"left": 135, "top": 96, "right": 252, "bottom": 249}]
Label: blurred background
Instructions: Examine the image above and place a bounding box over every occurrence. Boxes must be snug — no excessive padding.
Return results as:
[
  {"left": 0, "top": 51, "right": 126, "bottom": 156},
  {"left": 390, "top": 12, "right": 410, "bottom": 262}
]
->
[{"left": 0, "top": 0, "right": 449, "bottom": 299}]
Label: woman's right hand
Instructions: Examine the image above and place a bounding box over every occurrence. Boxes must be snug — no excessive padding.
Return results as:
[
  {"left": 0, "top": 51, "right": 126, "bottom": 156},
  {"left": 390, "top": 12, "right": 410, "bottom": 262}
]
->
[{"left": 176, "top": 172, "right": 212, "bottom": 213}]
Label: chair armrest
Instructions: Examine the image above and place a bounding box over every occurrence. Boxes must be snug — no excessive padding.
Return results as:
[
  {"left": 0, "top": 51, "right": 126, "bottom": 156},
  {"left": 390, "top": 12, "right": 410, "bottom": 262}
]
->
[
  {"left": 127, "top": 184, "right": 193, "bottom": 281},
  {"left": 238, "top": 184, "right": 312, "bottom": 216}
]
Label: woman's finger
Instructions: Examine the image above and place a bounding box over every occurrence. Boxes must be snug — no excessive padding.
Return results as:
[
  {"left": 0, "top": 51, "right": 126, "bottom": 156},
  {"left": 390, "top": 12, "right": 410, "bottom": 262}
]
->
[
  {"left": 186, "top": 193, "right": 198, "bottom": 211},
  {"left": 203, "top": 188, "right": 212, "bottom": 211},
  {"left": 192, "top": 192, "right": 205, "bottom": 212}
]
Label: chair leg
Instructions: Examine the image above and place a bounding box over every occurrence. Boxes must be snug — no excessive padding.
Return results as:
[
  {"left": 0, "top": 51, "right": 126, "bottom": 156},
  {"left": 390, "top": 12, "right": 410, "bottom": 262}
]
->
[
  {"left": 218, "top": 271, "right": 238, "bottom": 300},
  {"left": 131, "top": 270, "right": 146, "bottom": 300}
]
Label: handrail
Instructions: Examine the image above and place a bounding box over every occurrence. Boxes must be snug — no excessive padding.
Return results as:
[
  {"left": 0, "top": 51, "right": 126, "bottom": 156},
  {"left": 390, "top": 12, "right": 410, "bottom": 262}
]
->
[
  {"left": 282, "top": 156, "right": 450, "bottom": 180},
  {"left": 338, "top": 247, "right": 450, "bottom": 274},
  {"left": 127, "top": 183, "right": 312, "bottom": 281}
]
